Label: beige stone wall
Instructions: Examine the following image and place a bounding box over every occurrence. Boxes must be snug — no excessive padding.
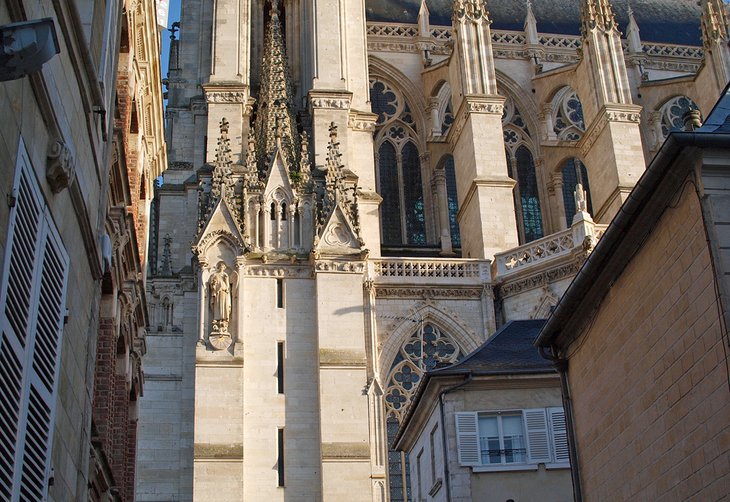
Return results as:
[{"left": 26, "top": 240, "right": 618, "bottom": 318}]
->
[{"left": 567, "top": 177, "right": 730, "bottom": 500}]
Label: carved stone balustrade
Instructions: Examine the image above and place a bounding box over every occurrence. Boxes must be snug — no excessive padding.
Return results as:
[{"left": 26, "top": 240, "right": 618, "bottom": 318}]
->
[{"left": 370, "top": 258, "right": 491, "bottom": 285}]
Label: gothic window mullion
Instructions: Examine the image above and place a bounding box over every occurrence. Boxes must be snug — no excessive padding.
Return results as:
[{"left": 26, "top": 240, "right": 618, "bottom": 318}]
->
[{"left": 396, "top": 145, "right": 407, "bottom": 245}]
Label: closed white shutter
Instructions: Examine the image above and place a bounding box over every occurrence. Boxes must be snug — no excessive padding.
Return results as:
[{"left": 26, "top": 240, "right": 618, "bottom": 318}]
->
[
  {"left": 548, "top": 407, "right": 570, "bottom": 464},
  {"left": 523, "top": 408, "right": 551, "bottom": 464},
  {"left": 0, "top": 139, "right": 68, "bottom": 501},
  {"left": 454, "top": 412, "right": 480, "bottom": 466}
]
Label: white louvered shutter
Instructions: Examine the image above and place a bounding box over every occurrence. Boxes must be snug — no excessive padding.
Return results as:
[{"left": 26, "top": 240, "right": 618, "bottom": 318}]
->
[
  {"left": 454, "top": 412, "right": 480, "bottom": 466},
  {"left": 0, "top": 144, "right": 44, "bottom": 500},
  {"left": 523, "top": 408, "right": 551, "bottom": 464},
  {"left": 0, "top": 140, "right": 68, "bottom": 501},
  {"left": 548, "top": 407, "right": 569, "bottom": 464}
]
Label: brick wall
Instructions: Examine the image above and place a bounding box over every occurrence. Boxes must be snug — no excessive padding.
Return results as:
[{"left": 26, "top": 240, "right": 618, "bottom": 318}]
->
[{"left": 567, "top": 176, "right": 730, "bottom": 500}]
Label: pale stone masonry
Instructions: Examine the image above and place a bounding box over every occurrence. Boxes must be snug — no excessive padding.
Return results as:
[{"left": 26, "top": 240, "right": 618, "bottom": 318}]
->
[{"left": 137, "top": 0, "right": 730, "bottom": 500}]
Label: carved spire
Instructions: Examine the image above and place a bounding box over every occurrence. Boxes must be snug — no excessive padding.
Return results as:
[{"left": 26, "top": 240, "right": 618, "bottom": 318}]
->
[
  {"left": 418, "top": 0, "right": 431, "bottom": 37},
  {"left": 298, "top": 130, "right": 313, "bottom": 189},
  {"left": 210, "top": 118, "right": 234, "bottom": 205},
  {"left": 581, "top": 0, "right": 618, "bottom": 35},
  {"left": 160, "top": 234, "right": 173, "bottom": 276},
  {"left": 453, "top": 0, "right": 491, "bottom": 24},
  {"left": 701, "top": 0, "right": 730, "bottom": 48},
  {"left": 318, "top": 123, "right": 361, "bottom": 240},
  {"left": 243, "top": 128, "right": 262, "bottom": 189},
  {"left": 626, "top": 5, "right": 642, "bottom": 53},
  {"left": 524, "top": 0, "right": 539, "bottom": 45},
  {"left": 254, "top": 0, "right": 299, "bottom": 177}
]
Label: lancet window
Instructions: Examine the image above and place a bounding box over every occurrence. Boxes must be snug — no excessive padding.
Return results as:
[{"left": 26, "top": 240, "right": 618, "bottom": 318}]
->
[
  {"left": 370, "top": 79, "right": 426, "bottom": 246},
  {"left": 503, "top": 97, "right": 544, "bottom": 243},
  {"left": 441, "top": 155, "right": 461, "bottom": 248},
  {"left": 561, "top": 158, "right": 593, "bottom": 226},
  {"left": 552, "top": 87, "right": 586, "bottom": 141},
  {"left": 385, "top": 323, "right": 463, "bottom": 502},
  {"left": 659, "top": 95, "right": 700, "bottom": 138}
]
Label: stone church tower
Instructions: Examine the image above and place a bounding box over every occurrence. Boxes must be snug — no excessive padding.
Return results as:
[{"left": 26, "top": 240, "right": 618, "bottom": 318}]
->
[{"left": 136, "top": 0, "right": 730, "bottom": 501}]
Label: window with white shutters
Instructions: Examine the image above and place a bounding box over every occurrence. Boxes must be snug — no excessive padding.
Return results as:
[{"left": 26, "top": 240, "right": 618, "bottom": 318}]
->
[
  {"left": 523, "top": 408, "right": 551, "bottom": 464},
  {"left": 0, "top": 139, "right": 69, "bottom": 501},
  {"left": 548, "top": 407, "right": 570, "bottom": 465},
  {"left": 455, "top": 407, "right": 570, "bottom": 471},
  {"left": 454, "top": 412, "right": 480, "bottom": 465}
]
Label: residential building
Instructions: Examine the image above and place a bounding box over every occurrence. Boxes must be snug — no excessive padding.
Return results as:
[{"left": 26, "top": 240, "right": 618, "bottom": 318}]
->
[
  {"left": 535, "top": 86, "right": 730, "bottom": 500},
  {"left": 0, "top": 0, "right": 165, "bottom": 500},
  {"left": 394, "top": 320, "right": 572, "bottom": 502},
  {"left": 135, "top": 0, "right": 730, "bottom": 501}
]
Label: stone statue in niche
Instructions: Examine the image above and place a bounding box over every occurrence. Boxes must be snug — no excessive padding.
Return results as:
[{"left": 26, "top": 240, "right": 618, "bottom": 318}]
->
[{"left": 208, "top": 261, "right": 232, "bottom": 349}]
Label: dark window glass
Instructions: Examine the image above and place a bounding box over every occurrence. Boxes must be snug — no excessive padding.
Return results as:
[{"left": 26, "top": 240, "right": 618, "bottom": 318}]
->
[
  {"left": 277, "top": 428, "right": 285, "bottom": 487},
  {"left": 378, "top": 142, "right": 402, "bottom": 245},
  {"left": 401, "top": 142, "right": 426, "bottom": 245},
  {"left": 561, "top": 158, "right": 593, "bottom": 227},
  {"left": 444, "top": 156, "right": 461, "bottom": 248},
  {"left": 277, "top": 342, "right": 284, "bottom": 394},
  {"left": 515, "top": 146, "right": 543, "bottom": 242}
]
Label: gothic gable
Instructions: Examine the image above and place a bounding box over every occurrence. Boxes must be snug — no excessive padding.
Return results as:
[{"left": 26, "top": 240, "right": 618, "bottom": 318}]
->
[
  {"left": 193, "top": 198, "right": 246, "bottom": 258},
  {"left": 314, "top": 204, "right": 363, "bottom": 256}
]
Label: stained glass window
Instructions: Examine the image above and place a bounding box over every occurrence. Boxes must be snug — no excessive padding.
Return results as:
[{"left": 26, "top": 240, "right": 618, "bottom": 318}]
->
[
  {"left": 379, "top": 141, "right": 402, "bottom": 245},
  {"left": 402, "top": 142, "right": 426, "bottom": 245},
  {"left": 561, "top": 158, "right": 593, "bottom": 227},
  {"left": 515, "top": 146, "right": 543, "bottom": 242},
  {"left": 444, "top": 156, "right": 461, "bottom": 248},
  {"left": 552, "top": 87, "right": 586, "bottom": 141},
  {"left": 371, "top": 79, "right": 426, "bottom": 246}
]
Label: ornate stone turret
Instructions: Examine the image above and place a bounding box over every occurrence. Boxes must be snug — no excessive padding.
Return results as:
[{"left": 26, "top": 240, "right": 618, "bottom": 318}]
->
[
  {"left": 626, "top": 6, "right": 642, "bottom": 54},
  {"left": 579, "top": 0, "right": 631, "bottom": 105},
  {"left": 448, "top": 0, "right": 519, "bottom": 259},
  {"left": 701, "top": 0, "right": 730, "bottom": 89},
  {"left": 254, "top": 0, "right": 300, "bottom": 179},
  {"left": 524, "top": 0, "right": 539, "bottom": 47}
]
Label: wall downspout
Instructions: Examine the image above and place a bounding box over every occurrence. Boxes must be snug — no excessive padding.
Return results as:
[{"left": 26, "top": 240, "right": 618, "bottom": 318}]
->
[
  {"left": 540, "top": 345, "right": 583, "bottom": 502},
  {"left": 438, "top": 372, "right": 473, "bottom": 501}
]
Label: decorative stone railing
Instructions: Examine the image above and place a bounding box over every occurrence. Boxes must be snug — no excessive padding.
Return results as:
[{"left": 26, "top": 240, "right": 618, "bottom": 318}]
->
[
  {"left": 493, "top": 219, "right": 609, "bottom": 279},
  {"left": 366, "top": 22, "right": 704, "bottom": 65},
  {"left": 371, "top": 258, "right": 490, "bottom": 284}
]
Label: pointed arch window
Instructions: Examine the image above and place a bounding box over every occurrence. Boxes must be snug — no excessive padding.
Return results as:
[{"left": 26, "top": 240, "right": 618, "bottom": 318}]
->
[
  {"left": 561, "top": 158, "right": 593, "bottom": 227},
  {"left": 443, "top": 155, "right": 461, "bottom": 248},
  {"left": 384, "top": 322, "right": 464, "bottom": 502},
  {"left": 503, "top": 97, "right": 544, "bottom": 243},
  {"left": 371, "top": 79, "right": 426, "bottom": 246},
  {"left": 552, "top": 87, "right": 585, "bottom": 141}
]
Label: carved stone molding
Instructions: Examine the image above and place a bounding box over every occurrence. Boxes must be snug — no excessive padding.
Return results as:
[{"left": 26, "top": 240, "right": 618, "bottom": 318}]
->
[
  {"left": 375, "top": 287, "right": 482, "bottom": 299},
  {"left": 46, "top": 139, "right": 75, "bottom": 193},
  {"left": 310, "top": 97, "right": 351, "bottom": 109},
  {"left": 205, "top": 91, "right": 248, "bottom": 104},
  {"left": 499, "top": 262, "right": 580, "bottom": 298},
  {"left": 348, "top": 111, "right": 378, "bottom": 132},
  {"left": 244, "top": 266, "right": 313, "bottom": 278},
  {"left": 314, "top": 260, "right": 365, "bottom": 274}
]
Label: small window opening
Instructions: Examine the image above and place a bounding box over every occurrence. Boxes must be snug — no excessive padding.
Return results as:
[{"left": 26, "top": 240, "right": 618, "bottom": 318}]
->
[
  {"left": 276, "top": 278, "right": 284, "bottom": 308},
  {"left": 277, "top": 342, "right": 285, "bottom": 394},
  {"left": 270, "top": 203, "right": 277, "bottom": 220},
  {"left": 277, "top": 428, "right": 285, "bottom": 487}
]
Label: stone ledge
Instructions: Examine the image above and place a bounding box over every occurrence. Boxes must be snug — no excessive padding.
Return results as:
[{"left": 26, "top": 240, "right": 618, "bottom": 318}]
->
[
  {"left": 320, "top": 442, "right": 370, "bottom": 460},
  {"left": 319, "top": 349, "right": 367, "bottom": 367},
  {"left": 194, "top": 443, "right": 243, "bottom": 460}
]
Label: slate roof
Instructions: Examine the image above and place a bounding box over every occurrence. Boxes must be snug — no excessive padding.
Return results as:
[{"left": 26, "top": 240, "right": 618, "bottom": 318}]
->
[
  {"left": 431, "top": 319, "right": 554, "bottom": 376},
  {"left": 365, "top": 0, "right": 704, "bottom": 46}
]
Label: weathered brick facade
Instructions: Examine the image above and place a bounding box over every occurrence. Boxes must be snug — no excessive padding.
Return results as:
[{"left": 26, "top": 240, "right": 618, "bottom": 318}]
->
[{"left": 564, "top": 176, "right": 730, "bottom": 499}]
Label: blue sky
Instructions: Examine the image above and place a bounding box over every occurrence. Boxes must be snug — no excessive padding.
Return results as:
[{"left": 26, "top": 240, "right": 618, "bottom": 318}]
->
[{"left": 160, "top": 0, "right": 181, "bottom": 78}]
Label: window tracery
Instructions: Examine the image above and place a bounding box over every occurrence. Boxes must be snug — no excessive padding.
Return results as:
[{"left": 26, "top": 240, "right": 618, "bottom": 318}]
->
[
  {"left": 659, "top": 95, "right": 700, "bottom": 138},
  {"left": 552, "top": 87, "right": 586, "bottom": 141},
  {"left": 371, "top": 78, "right": 427, "bottom": 246},
  {"left": 384, "top": 322, "right": 464, "bottom": 502},
  {"left": 502, "top": 97, "right": 544, "bottom": 243}
]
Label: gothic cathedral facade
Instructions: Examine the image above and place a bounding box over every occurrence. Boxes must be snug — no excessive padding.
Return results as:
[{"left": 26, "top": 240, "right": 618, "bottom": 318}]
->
[{"left": 136, "top": 0, "right": 730, "bottom": 501}]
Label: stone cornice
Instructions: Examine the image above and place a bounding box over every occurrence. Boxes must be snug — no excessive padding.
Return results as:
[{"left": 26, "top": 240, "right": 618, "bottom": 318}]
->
[
  {"left": 202, "top": 83, "right": 250, "bottom": 104},
  {"left": 308, "top": 90, "right": 353, "bottom": 111},
  {"left": 456, "top": 176, "right": 517, "bottom": 222}
]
